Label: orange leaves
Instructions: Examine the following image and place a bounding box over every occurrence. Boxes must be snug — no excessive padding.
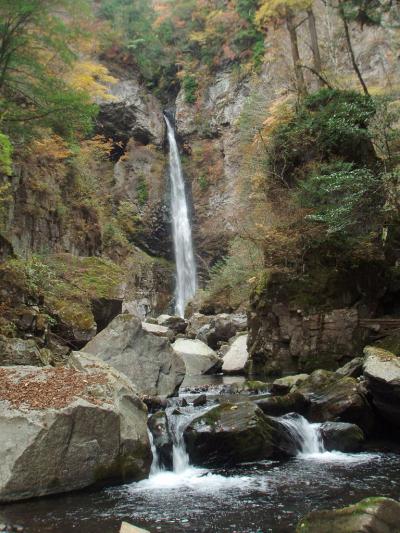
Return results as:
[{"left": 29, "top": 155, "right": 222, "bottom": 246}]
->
[
  {"left": 253, "top": 94, "right": 295, "bottom": 148},
  {"left": 67, "top": 61, "right": 118, "bottom": 101},
  {"left": 31, "top": 135, "right": 72, "bottom": 162}
]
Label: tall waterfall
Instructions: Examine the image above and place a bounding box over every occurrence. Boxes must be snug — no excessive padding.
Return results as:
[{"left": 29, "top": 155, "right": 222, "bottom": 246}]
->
[{"left": 165, "top": 115, "right": 197, "bottom": 317}]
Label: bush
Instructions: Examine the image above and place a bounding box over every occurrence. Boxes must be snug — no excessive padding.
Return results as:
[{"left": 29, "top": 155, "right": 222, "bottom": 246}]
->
[{"left": 182, "top": 75, "right": 198, "bottom": 105}]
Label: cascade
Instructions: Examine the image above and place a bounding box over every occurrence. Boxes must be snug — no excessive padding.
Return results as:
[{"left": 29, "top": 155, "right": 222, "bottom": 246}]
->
[
  {"left": 278, "top": 413, "right": 325, "bottom": 455},
  {"left": 165, "top": 115, "right": 197, "bottom": 317}
]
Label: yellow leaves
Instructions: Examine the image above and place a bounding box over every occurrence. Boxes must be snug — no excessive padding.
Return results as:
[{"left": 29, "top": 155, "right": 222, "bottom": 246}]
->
[
  {"left": 253, "top": 94, "right": 295, "bottom": 148},
  {"left": 67, "top": 61, "right": 118, "bottom": 101},
  {"left": 79, "top": 135, "right": 114, "bottom": 162},
  {"left": 256, "top": 0, "right": 312, "bottom": 25},
  {"left": 31, "top": 136, "right": 72, "bottom": 161}
]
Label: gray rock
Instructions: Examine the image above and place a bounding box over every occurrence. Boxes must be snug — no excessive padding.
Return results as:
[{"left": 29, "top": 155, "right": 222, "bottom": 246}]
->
[
  {"left": 222, "top": 335, "right": 249, "bottom": 375},
  {"left": 120, "top": 523, "right": 150, "bottom": 533},
  {"left": 0, "top": 336, "right": 43, "bottom": 366},
  {"left": 256, "top": 391, "right": 310, "bottom": 417},
  {"left": 157, "top": 315, "right": 188, "bottom": 334},
  {"left": 193, "top": 394, "right": 207, "bottom": 407},
  {"left": 141, "top": 322, "right": 174, "bottom": 341},
  {"left": 171, "top": 338, "right": 221, "bottom": 376},
  {"left": 336, "top": 357, "right": 364, "bottom": 378},
  {"left": 296, "top": 497, "right": 400, "bottom": 533},
  {"left": 83, "top": 314, "right": 185, "bottom": 397},
  {"left": 0, "top": 356, "right": 151, "bottom": 502},
  {"left": 363, "top": 346, "right": 400, "bottom": 428},
  {"left": 319, "top": 422, "right": 365, "bottom": 452}
]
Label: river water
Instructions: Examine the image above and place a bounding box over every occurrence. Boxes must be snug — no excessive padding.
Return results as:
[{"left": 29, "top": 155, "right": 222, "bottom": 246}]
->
[{"left": 2, "top": 379, "right": 400, "bottom": 533}]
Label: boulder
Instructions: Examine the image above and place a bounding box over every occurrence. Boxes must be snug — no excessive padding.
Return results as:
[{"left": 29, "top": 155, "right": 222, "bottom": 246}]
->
[
  {"left": 186, "top": 313, "right": 212, "bottom": 339},
  {"left": 363, "top": 346, "right": 400, "bottom": 428},
  {"left": 157, "top": 315, "right": 188, "bottom": 334},
  {"left": 271, "top": 374, "right": 309, "bottom": 395},
  {"left": 183, "top": 401, "right": 294, "bottom": 467},
  {"left": 148, "top": 411, "right": 173, "bottom": 470},
  {"left": 319, "top": 422, "right": 365, "bottom": 452},
  {"left": 222, "top": 380, "right": 269, "bottom": 395},
  {"left": 296, "top": 497, "right": 400, "bottom": 533},
  {"left": 197, "top": 314, "right": 247, "bottom": 349},
  {"left": 0, "top": 355, "right": 151, "bottom": 502},
  {"left": 222, "top": 335, "right": 249, "bottom": 375},
  {"left": 0, "top": 336, "right": 44, "bottom": 366},
  {"left": 296, "top": 370, "right": 374, "bottom": 433},
  {"left": 193, "top": 394, "right": 207, "bottom": 407},
  {"left": 336, "top": 357, "right": 364, "bottom": 378},
  {"left": 171, "top": 338, "right": 221, "bottom": 376},
  {"left": 256, "top": 391, "right": 310, "bottom": 417},
  {"left": 141, "top": 322, "right": 174, "bottom": 341},
  {"left": 82, "top": 314, "right": 185, "bottom": 397}
]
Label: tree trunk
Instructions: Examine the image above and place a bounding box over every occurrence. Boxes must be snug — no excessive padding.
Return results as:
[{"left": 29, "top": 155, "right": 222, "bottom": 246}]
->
[
  {"left": 306, "top": 8, "right": 323, "bottom": 88},
  {"left": 286, "top": 10, "right": 307, "bottom": 97},
  {"left": 338, "top": 0, "right": 369, "bottom": 96}
]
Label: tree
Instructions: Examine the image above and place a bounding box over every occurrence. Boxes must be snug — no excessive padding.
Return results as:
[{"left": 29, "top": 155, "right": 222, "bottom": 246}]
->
[{"left": 0, "top": 0, "right": 97, "bottom": 141}]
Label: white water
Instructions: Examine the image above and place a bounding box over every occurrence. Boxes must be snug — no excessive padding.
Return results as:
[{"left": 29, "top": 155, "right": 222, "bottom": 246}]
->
[{"left": 165, "top": 116, "right": 197, "bottom": 317}]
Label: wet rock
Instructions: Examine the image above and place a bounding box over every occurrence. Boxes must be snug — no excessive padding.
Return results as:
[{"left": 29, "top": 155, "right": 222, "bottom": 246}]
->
[
  {"left": 157, "top": 315, "right": 188, "bottom": 334},
  {"left": 0, "top": 336, "right": 43, "bottom": 366},
  {"left": 363, "top": 346, "right": 400, "bottom": 429},
  {"left": 171, "top": 338, "right": 221, "bottom": 376},
  {"left": 222, "top": 335, "right": 249, "bottom": 375},
  {"left": 142, "top": 396, "right": 168, "bottom": 413},
  {"left": 82, "top": 314, "right": 185, "bottom": 397},
  {"left": 183, "top": 401, "right": 292, "bottom": 467},
  {"left": 222, "top": 381, "right": 269, "bottom": 395},
  {"left": 0, "top": 354, "right": 151, "bottom": 502},
  {"left": 296, "top": 370, "right": 374, "bottom": 433},
  {"left": 256, "top": 392, "right": 310, "bottom": 417},
  {"left": 271, "top": 374, "right": 309, "bottom": 395},
  {"left": 148, "top": 411, "right": 173, "bottom": 470},
  {"left": 296, "top": 497, "right": 400, "bottom": 532},
  {"left": 320, "top": 422, "right": 365, "bottom": 452},
  {"left": 336, "top": 357, "right": 364, "bottom": 379},
  {"left": 193, "top": 394, "right": 207, "bottom": 407}
]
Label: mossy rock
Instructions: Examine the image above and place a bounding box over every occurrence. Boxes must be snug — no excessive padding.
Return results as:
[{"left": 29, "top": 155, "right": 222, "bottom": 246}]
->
[{"left": 297, "top": 497, "right": 400, "bottom": 532}]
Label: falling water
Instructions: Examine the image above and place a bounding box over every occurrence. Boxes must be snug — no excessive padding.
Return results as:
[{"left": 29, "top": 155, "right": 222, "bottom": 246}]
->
[
  {"left": 279, "top": 413, "right": 325, "bottom": 455},
  {"left": 165, "top": 115, "right": 197, "bottom": 317}
]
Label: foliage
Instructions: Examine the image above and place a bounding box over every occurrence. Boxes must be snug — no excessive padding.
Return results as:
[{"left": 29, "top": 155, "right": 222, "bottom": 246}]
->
[
  {"left": 0, "top": 0, "right": 98, "bottom": 142},
  {"left": 0, "top": 133, "right": 12, "bottom": 175},
  {"left": 183, "top": 75, "right": 198, "bottom": 104},
  {"left": 136, "top": 178, "right": 149, "bottom": 206}
]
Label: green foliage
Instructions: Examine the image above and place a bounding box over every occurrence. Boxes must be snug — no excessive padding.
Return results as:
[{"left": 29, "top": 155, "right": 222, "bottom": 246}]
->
[
  {"left": 267, "top": 88, "right": 377, "bottom": 185},
  {"left": 0, "top": 0, "right": 97, "bottom": 143},
  {"left": 298, "top": 163, "right": 387, "bottom": 234},
  {"left": 136, "top": 178, "right": 149, "bottom": 206},
  {"left": 198, "top": 175, "right": 209, "bottom": 191},
  {"left": 0, "top": 133, "right": 12, "bottom": 175},
  {"left": 183, "top": 75, "right": 198, "bottom": 104}
]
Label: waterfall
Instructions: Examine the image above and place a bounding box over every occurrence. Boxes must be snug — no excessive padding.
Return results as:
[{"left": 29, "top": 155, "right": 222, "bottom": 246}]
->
[
  {"left": 279, "top": 413, "right": 325, "bottom": 455},
  {"left": 165, "top": 115, "right": 197, "bottom": 317}
]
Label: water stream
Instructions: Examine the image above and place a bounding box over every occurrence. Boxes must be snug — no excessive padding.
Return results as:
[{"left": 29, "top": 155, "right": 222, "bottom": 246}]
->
[{"left": 165, "top": 116, "right": 197, "bottom": 317}]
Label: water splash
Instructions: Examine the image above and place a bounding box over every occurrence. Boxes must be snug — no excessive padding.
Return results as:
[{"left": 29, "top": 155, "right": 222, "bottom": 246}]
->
[{"left": 165, "top": 116, "right": 197, "bottom": 317}]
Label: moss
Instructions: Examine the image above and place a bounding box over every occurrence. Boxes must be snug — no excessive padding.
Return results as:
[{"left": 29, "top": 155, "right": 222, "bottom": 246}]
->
[
  {"left": 94, "top": 442, "right": 151, "bottom": 485},
  {"left": 374, "top": 333, "right": 400, "bottom": 356}
]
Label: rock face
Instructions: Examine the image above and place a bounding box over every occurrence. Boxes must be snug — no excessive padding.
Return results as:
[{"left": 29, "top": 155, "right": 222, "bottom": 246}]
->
[
  {"left": 171, "top": 338, "right": 221, "bottom": 376},
  {"left": 222, "top": 334, "right": 249, "bottom": 374},
  {"left": 97, "top": 78, "right": 165, "bottom": 146},
  {"left": 363, "top": 346, "right": 400, "bottom": 429},
  {"left": 319, "top": 422, "right": 365, "bottom": 452},
  {"left": 296, "top": 497, "right": 400, "bottom": 533},
  {"left": 248, "top": 299, "right": 366, "bottom": 377},
  {"left": 296, "top": 370, "right": 373, "bottom": 433},
  {"left": 0, "top": 355, "right": 151, "bottom": 502},
  {"left": 83, "top": 314, "right": 185, "bottom": 397},
  {"left": 183, "top": 401, "right": 293, "bottom": 467}
]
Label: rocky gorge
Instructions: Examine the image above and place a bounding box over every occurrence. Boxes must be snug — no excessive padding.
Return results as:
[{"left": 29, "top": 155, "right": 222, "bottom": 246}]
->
[{"left": 2, "top": 0, "right": 400, "bottom": 531}]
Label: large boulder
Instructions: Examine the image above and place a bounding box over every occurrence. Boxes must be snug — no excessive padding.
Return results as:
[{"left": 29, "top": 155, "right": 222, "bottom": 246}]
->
[
  {"left": 256, "top": 391, "right": 310, "bottom": 417},
  {"left": 222, "top": 334, "right": 249, "bottom": 374},
  {"left": 296, "top": 497, "right": 400, "bottom": 533},
  {"left": 82, "top": 314, "right": 185, "bottom": 397},
  {"left": 336, "top": 357, "right": 364, "bottom": 378},
  {"left": 363, "top": 346, "right": 400, "bottom": 429},
  {"left": 296, "top": 370, "right": 374, "bottom": 433},
  {"left": 271, "top": 374, "right": 309, "bottom": 395},
  {"left": 157, "top": 315, "right": 188, "bottom": 334},
  {"left": 319, "top": 422, "right": 365, "bottom": 452},
  {"left": 197, "top": 314, "right": 247, "bottom": 349},
  {"left": 171, "top": 338, "right": 221, "bottom": 376},
  {"left": 0, "top": 355, "right": 151, "bottom": 502},
  {"left": 183, "top": 401, "right": 294, "bottom": 467},
  {"left": 141, "top": 322, "right": 174, "bottom": 341}
]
